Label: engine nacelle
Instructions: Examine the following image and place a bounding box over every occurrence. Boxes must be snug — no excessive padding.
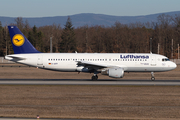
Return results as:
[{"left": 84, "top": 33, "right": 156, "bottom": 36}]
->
[{"left": 102, "top": 68, "right": 124, "bottom": 78}]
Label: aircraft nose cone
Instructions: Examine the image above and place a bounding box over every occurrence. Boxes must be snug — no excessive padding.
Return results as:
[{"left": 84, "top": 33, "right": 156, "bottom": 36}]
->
[
  {"left": 173, "top": 62, "right": 177, "bottom": 69},
  {"left": 171, "top": 62, "right": 177, "bottom": 69}
]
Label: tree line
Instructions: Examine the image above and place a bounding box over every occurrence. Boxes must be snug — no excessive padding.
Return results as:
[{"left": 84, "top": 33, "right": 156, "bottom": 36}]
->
[{"left": 0, "top": 14, "right": 180, "bottom": 59}]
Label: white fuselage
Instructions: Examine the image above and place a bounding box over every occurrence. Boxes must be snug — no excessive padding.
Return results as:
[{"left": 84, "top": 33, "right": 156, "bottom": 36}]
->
[{"left": 5, "top": 53, "right": 177, "bottom": 72}]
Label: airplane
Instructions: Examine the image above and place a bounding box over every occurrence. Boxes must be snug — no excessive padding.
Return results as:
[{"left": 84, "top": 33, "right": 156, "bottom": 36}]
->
[{"left": 5, "top": 26, "right": 177, "bottom": 81}]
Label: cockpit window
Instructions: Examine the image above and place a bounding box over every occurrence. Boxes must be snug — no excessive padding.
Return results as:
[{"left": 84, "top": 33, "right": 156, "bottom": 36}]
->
[{"left": 162, "top": 58, "right": 170, "bottom": 61}]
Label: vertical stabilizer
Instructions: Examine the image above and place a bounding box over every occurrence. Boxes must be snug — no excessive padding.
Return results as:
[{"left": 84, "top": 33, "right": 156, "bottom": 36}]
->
[{"left": 8, "top": 26, "right": 40, "bottom": 54}]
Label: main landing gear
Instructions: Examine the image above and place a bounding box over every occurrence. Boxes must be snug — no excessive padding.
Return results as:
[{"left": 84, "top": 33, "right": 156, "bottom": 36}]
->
[
  {"left": 91, "top": 74, "right": 98, "bottom": 81},
  {"left": 151, "top": 72, "right": 155, "bottom": 81}
]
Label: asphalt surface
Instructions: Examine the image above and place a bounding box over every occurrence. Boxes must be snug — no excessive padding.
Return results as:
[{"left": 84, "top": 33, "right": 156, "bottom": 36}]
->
[{"left": 0, "top": 79, "right": 180, "bottom": 85}]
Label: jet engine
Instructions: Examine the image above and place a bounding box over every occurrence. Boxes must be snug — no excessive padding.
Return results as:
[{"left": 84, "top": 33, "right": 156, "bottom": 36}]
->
[{"left": 101, "top": 68, "right": 124, "bottom": 78}]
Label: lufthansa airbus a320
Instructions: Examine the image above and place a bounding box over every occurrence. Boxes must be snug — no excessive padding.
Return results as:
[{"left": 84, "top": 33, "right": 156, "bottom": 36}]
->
[{"left": 5, "top": 26, "right": 177, "bottom": 80}]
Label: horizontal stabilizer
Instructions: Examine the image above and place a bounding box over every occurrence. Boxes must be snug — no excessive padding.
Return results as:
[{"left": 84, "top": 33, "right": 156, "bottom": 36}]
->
[{"left": 5, "top": 55, "right": 26, "bottom": 61}]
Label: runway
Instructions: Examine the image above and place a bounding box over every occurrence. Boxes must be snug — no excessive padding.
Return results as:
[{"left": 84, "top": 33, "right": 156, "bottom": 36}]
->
[{"left": 0, "top": 79, "right": 180, "bottom": 85}]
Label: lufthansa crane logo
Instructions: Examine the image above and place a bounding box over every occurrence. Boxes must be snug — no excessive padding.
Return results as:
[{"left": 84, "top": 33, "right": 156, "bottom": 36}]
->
[{"left": 12, "top": 34, "right": 25, "bottom": 46}]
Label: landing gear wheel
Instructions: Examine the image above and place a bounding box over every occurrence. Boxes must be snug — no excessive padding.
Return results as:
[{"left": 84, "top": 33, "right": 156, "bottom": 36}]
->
[
  {"left": 151, "top": 77, "right": 155, "bottom": 81},
  {"left": 91, "top": 75, "right": 98, "bottom": 81}
]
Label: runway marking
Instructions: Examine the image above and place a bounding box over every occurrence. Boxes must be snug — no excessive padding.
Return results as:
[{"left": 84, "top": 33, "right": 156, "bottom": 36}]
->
[{"left": 0, "top": 79, "right": 180, "bottom": 86}]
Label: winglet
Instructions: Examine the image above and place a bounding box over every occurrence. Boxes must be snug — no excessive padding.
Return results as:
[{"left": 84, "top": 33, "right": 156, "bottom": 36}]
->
[{"left": 8, "top": 26, "right": 40, "bottom": 54}]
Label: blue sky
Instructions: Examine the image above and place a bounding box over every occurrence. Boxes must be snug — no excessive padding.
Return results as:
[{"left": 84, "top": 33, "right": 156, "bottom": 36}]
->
[{"left": 0, "top": 0, "right": 180, "bottom": 17}]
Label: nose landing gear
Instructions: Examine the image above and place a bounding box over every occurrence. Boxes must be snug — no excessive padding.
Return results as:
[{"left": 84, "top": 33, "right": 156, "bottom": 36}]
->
[{"left": 151, "top": 72, "right": 155, "bottom": 81}]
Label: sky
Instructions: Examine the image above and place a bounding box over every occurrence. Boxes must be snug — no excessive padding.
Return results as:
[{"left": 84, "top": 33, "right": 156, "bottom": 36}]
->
[{"left": 0, "top": 0, "right": 180, "bottom": 17}]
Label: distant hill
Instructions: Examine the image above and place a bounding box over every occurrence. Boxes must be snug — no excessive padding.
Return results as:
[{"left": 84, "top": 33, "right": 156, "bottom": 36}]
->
[{"left": 0, "top": 11, "right": 180, "bottom": 28}]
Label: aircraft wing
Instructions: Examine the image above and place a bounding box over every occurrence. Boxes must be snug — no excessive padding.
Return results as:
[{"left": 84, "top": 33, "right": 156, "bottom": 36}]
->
[{"left": 76, "top": 61, "right": 117, "bottom": 70}]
